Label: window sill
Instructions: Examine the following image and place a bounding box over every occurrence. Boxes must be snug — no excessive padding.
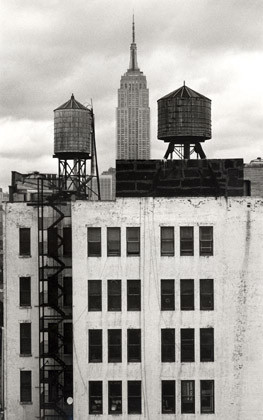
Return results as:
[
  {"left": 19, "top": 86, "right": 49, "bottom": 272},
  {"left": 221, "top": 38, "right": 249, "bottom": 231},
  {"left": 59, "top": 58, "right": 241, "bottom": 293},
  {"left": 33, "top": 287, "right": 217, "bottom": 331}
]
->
[
  {"left": 20, "top": 354, "right": 32, "bottom": 357},
  {"left": 19, "top": 306, "right": 32, "bottom": 309},
  {"left": 107, "top": 255, "right": 121, "bottom": 257},
  {"left": 19, "top": 255, "right": 32, "bottom": 258},
  {"left": 20, "top": 401, "right": 32, "bottom": 405},
  {"left": 161, "top": 254, "right": 175, "bottom": 257}
]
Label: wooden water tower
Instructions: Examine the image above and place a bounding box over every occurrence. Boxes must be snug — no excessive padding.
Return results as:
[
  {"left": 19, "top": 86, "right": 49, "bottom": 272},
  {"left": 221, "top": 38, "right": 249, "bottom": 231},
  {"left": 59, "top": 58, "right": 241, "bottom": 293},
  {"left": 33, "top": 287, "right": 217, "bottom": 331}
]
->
[
  {"left": 54, "top": 94, "right": 100, "bottom": 198},
  {"left": 157, "top": 84, "right": 211, "bottom": 159}
]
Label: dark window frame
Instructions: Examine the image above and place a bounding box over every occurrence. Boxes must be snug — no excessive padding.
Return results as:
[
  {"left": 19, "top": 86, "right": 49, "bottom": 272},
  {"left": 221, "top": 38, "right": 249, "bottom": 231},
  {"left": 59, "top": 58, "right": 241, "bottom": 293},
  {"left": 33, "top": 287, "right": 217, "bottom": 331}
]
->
[
  {"left": 127, "top": 227, "right": 140, "bottom": 256},
  {"left": 48, "top": 276, "right": 58, "bottom": 307},
  {"left": 127, "top": 329, "right": 141, "bottom": 363},
  {"left": 20, "top": 370, "right": 32, "bottom": 403},
  {"left": 200, "top": 279, "right": 214, "bottom": 310},
  {"left": 161, "top": 279, "right": 175, "bottom": 311},
  {"left": 88, "top": 227, "right": 101, "bottom": 257},
  {"left": 108, "top": 381, "right": 122, "bottom": 414},
  {"left": 108, "top": 280, "right": 121, "bottom": 311},
  {"left": 89, "top": 381, "right": 103, "bottom": 414},
  {"left": 161, "top": 329, "right": 175, "bottom": 362},
  {"left": 20, "top": 323, "right": 31, "bottom": 355},
  {"left": 48, "top": 323, "right": 58, "bottom": 354},
  {"left": 181, "top": 329, "right": 195, "bottom": 362},
  {"left": 181, "top": 380, "right": 195, "bottom": 413},
  {"left": 200, "top": 380, "right": 214, "bottom": 413},
  {"left": 180, "top": 279, "right": 194, "bottom": 310},
  {"left": 200, "top": 328, "right": 214, "bottom": 362},
  {"left": 89, "top": 329, "right": 102, "bottom": 363},
  {"left": 63, "top": 276, "right": 72, "bottom": 308},
  {"left": 47, "top": 227, "right": 58, "bottom": 257},
  {"left": 199, "top": 226, "right": 213, "bottom": 256},
  {"left": 180, "top": 226, "right": 194, "bottom": 256},
  {"left": 107, "top": 227, "right": 121, "bottom": 257},
  {"left": 161, "top": 227, "right": 174, "bottom": 256},
  {"left": 108, "top": 329, "right": 122, "bottom": 363},
  {"left": 128, "top": 381, "right": 142, "bottom": 414},
  {"left": 162, "top": 380, "right": 175, "bottom": 414},
  {"left": 19, "top": 276, "right": 31, "bottom": 307},
  {"left": 48, "top": 370, "right": 59, "bottom": 403},
  {"left": 63, "top": 227, "right": 72, "bottom": 257},
  {"left": 88, "top": 280, "right": 102, "bottom": 311},
  {"left": 19, "top": 228, "right": 31, "bottom": 256},
  {"left": 127, "top": 280, "right": 141, "bottom": 311},
  {"left": 64, "top": 322, "right": 73, "bottom": 355}
]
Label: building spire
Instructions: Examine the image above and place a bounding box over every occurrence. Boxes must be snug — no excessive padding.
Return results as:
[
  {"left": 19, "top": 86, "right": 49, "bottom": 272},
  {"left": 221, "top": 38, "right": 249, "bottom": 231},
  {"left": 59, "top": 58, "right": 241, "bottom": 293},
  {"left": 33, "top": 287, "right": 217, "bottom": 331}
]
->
[
  {"left": 132, "top": 14, "right": 135, "bottom": 43},
  {"left": 129, "top": 15, "right": 139, "bottom": 70}
]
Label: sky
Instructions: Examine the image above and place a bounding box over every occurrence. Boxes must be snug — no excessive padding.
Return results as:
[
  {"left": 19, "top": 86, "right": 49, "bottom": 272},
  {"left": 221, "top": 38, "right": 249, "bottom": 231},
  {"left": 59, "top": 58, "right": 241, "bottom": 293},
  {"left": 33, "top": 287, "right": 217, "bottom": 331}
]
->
[{"left": 1, "top": 0, "right": 263, "bottom": 191}]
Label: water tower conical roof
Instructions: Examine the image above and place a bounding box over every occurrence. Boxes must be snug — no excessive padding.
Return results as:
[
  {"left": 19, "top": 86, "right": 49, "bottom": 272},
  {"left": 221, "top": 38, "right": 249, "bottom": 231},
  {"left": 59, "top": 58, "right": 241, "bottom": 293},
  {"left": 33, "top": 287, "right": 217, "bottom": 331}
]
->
[
  {"left": 54, "top": 94, "right": 88, "bottom": 111},
  {"left": 158, "top": 84, "right": 210, "bottom": 101}
]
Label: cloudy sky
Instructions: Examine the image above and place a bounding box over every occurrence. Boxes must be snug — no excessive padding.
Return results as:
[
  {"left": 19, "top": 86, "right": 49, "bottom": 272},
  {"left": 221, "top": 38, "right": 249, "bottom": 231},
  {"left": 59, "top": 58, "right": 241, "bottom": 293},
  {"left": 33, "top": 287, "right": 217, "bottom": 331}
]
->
[{"left": 1, "top": 0, "right": 263, "bottom": 191}]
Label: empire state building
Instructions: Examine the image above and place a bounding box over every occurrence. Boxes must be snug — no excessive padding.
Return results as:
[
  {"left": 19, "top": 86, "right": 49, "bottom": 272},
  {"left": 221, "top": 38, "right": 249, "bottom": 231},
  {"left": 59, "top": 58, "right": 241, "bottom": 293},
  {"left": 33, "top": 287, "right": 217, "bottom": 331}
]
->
[{"left": 116, "top": 18, "right": 150, "bottom": 159}]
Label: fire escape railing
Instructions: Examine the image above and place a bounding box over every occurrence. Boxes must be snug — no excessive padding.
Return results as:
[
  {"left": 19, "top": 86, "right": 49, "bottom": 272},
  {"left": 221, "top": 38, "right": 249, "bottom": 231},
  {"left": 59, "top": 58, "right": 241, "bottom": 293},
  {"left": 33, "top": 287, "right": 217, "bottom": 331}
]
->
[{"left": 38, "top": 178, "right": 73, "bottom": 420}]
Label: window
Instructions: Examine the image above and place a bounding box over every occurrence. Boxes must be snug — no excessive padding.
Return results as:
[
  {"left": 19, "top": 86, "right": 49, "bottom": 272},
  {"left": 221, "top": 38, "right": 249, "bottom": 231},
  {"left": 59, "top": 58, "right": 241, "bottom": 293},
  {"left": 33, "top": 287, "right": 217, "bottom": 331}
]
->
[
  {"left": 48, "top": 371, "right": 58, "bottom": 402},
  {"left": 63, "top": 227, "right": 72, "bottom": 256},
  {"left": 127, "top": 280, "right": 141, "bottom": 311},
  {"left": 200, "top": 226, "right": 213, "bottom": 256},
  {"left": 201, "top": 380, "right": 214, "bottom": 413},
  {"left": 48, "top": 276, "right": 58, "bottom": 307},
  {"left": 127, "top": 227, "right": 140, "bottom": 256},
  {"left": 19, "top": 277, "right": 31, "bottom": 306},
  {"left": 181, "top": 329, "right": 194, "bottom": 362},
  {"left": 200, "top": 328, "right": 214, "bottom": 362},
  {"left": 48, "top": 323, "right": 58, "bottom": 354},
  {"left": 64, "top": 368, "right": 73, "bottom": 403},
  {"left": 161, "top": 280, "right": 174, "bottom": 310},
  {"left": 181, "top": 380, "right": 195, "bottom": 413},
  {"left": 180, "top": 227, "right": 194, "bottom": 256},
  {"left": 64, "top": 323, "right": 72, "bottom": 355},
  {"left": 20, "top": 371, "right": 32, "bottom": 403},
  {"left": 88, "top": 227, "right": 101, "bottom": 257},
  {"left": 162, "top": 380, "right": 175, "bottom": 414},
  {"left": 161, "top": 227, "right": 174, "bottom": 256},
  {"left": 47, "top": 227, "right": 58, "bottom": 257},
  {"left": 89, "top": 330, "right": 102, "bottom": 362},
  {"left": 63, "top": 276, "right": 72, "bottom": 307},
  {"left": 108, "top": 381, "right": 122, "bottom": 414},
  {"left": 108, "top": 280, "right": 121, "bottom": 311},
  {"left": 19, "top": 228, "right": 30, "bottom": 256},
  {"left": 108, "top": 330, "right": 122, "bottom": 362},
  {"left": 128, "top": 381, "right": 141, "bottom": 414},
  {"left": 107, "top": 227, "right": 121, "bottom": 256},
  {"left": 128, "top": 329, "right": 141, "bottom": 362},
  {"left": 200, "top": 279, "right": 214, "bottom": 310},
  {"left": 20, "top": 323, "right": 31, "bottom": 355},
  {"left": 161, "top": 329, "right": 175, "bottom": 362},
  {"left": 180, "top": 279, "right": 194, "bottom": 310},
  {"left": 89, "top": 381, "right": 102, "bottom": 414},
  {"left": 88, "top": 280, "right": 102, "bottom": 311}
]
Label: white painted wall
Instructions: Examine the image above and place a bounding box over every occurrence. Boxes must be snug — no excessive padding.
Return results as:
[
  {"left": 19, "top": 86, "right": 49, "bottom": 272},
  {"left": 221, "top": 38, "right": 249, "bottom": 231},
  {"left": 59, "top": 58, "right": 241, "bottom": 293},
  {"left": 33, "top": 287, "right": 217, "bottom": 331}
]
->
[
  {"left": 72, "top": 196, "right": 263, "bottom": 420},
  {"left": 4, "top": 203, "right": 39, "bottom": 420}
]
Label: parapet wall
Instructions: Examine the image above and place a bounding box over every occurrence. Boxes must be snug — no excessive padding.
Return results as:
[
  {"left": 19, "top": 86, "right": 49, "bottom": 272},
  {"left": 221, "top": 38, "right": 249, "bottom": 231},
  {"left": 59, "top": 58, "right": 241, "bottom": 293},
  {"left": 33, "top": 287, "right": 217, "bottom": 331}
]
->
[{"left": 116, "top": 159, "right": 244, "bottom": 197}]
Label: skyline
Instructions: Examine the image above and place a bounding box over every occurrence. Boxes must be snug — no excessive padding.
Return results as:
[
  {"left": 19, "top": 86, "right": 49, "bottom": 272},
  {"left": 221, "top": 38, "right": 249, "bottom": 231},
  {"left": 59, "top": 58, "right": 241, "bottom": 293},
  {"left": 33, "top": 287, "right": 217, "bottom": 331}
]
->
[{"left": 1, "top": 0, "right": 263, "bottom": 190}]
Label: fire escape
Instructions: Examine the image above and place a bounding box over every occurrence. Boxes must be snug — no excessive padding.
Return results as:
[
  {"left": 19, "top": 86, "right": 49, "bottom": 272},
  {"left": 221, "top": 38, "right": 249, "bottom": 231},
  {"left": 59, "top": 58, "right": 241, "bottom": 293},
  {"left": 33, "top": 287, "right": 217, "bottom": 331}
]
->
[{"left": 38, "top": 179, "right": 73, "bottom": 420}]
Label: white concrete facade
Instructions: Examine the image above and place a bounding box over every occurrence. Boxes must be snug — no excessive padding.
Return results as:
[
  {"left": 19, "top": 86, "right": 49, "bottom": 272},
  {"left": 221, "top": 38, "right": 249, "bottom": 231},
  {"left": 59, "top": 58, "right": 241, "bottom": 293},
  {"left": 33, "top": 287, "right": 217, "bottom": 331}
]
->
[
  {"left": 72, "top": 197, "right": 263, "bottom": 420},
  {"left": 4, "top": 196, "right": 263, "bottom": 419},
  {"left": 4, "top": 203, "right": 39, "bottom": 420}
]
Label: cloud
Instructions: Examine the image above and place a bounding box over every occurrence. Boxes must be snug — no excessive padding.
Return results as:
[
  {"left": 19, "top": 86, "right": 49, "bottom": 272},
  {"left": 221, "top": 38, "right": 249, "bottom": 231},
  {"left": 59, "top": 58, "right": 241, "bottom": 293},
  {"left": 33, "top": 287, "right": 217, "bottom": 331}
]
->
[{"left": 0, "top": 0, "right": 263, "bottom": 190}]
